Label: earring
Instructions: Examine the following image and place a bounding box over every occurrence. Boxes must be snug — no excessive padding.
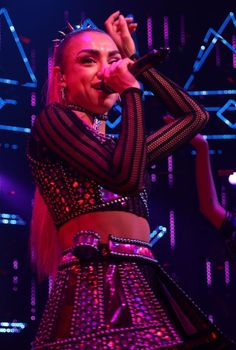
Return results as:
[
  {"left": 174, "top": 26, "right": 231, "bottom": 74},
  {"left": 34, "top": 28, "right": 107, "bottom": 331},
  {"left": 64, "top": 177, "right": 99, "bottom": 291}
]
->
[{"left": 61, "top": 85, "right": 66, "bottom": 103}]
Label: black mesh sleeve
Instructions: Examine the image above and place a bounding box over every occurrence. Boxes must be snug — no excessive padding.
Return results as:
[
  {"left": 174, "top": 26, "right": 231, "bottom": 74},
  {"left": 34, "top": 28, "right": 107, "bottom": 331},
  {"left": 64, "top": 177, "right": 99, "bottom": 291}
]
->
[
  {"left": 29, "top": 88, "right": 146, "bottom": 195},
  {"left": 139, "top": 68, "right": 209, "bottom": 165}
]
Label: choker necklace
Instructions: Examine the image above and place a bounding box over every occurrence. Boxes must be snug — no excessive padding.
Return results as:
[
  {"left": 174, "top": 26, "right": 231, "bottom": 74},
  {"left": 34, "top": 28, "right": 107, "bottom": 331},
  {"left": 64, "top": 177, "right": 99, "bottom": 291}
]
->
[{"left": 67, "top": 104, "right": 108, "bottom": 121}]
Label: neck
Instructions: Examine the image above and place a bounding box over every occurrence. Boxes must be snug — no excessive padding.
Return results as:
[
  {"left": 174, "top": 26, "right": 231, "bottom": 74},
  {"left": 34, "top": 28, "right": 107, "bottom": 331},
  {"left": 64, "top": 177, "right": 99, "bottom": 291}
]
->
[{"left": 66, "top": 103, "right": 108, "bottom": 121}]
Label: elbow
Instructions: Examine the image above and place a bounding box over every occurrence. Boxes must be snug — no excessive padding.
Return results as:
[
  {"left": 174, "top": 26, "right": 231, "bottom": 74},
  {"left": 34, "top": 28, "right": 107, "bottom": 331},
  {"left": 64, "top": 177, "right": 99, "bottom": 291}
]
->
[{"left": 197, "top": 109, "right": 210, "bottom": 128}]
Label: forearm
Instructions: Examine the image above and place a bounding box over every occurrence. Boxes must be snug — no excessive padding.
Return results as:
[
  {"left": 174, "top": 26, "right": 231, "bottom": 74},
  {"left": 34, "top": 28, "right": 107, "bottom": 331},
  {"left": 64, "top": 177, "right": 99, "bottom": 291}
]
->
[
  {"left": 141, "top": 69, "right": 209, "bottom": 163},
  {"left": 194, "top": 141, "right": 226, "bottom": 229}
]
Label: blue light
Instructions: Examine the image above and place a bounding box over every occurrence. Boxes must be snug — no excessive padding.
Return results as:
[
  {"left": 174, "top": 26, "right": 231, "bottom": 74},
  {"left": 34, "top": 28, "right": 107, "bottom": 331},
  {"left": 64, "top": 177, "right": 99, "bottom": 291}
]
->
[
  {"left": 0, "top": 124, "right": 30, "bottom": 133},
  {"left": 188, "top": 90, "right": 236, "bottom": 96},
  {"left": 0, "top": 8, "right": 37, "bottom": 88},
  {"left": 150, "top": 225, "right": 167, "bottom": 246},
  {"left": 0, "top": 322, "right": 27, "bottom": 334},
  {"left": 0, "top": 78, "right": 18, "bottom": 85},
  {"left": 184, "top": 12, "right": 236, "bottom": 90},
  {"left": 0, "top": 213, "right": 26, "bottom": 225},
  {"left": 216, "top": 99, "right": 236, "bottom": 129},
  {"left": 204, "top": 134, "right": 236, "bottom": 140},
  {"left": 106, "top": 116, "right": 122, "bottom": 129},
  {"left": 0, "top": 98, "right": 17, "bottom": 109},
  {"left": 205, "top": 106, "right": 236, "bottom": 111}
]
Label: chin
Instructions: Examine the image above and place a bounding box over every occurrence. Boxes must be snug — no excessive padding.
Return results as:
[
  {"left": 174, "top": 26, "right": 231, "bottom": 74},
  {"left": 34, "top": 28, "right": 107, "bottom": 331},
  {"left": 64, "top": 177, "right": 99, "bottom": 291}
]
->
[{"left": 99, "top": 94, "right": 118, "bottom": 112}]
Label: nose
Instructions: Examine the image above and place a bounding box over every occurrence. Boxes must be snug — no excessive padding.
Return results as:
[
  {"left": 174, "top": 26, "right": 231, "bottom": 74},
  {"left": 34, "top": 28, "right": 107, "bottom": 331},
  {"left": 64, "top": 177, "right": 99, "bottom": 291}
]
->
[{"left": 97, "top": 62, "right": 109, "bottom": 80}]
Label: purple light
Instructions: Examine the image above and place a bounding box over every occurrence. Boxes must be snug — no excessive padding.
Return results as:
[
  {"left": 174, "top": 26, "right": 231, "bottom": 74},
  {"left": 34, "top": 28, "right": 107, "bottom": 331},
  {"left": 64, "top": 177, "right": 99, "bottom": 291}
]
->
[
  {"left": 31, "top": 114, "right": 36, "bottom": 126},
  {"left": 31, "top": 92, "right": 36, "bottom": 107},
  {"left": 208, "top": 314, "right": 214, "bottom": 323},
  {"left": 206, "top": 260, "right": 212, "bottom": 287},
  {"left": 31, "top": 279, "right": 36, "bottom": 321},
  {"left": 48, "top": 48, "right": 53, "bottom": 79},
  {"left": 147, "top": 17, "right": 153, "bottom": 50},
  {"left": 220, "top": 185, "right": 227, "bottom": 208},
  {"left": 13, "top": 259, "right": 18, "bottom": 270},
  {"left": 169, "top": 210, "right": 175, "bottom": 250},
  {"left": 151, "top": 173, "right": 157, "bottom": 182},
  {"left": 232, "top": 35, "right": 236, "bottom": 68},
  {"left": 228, "top": 172, "right": 236, "bottom": 185},
  {"left": 168, "top": 155, "right": 173, "bottom": 188},
  {"left": 224, "top": 260, "right": 230, "bottom": 286},
  {"left": 49, "top": 275, "right": 54, "bottom": 294},
  {"left": 163, "top": 16, "right": 169, "bottom": 48}
]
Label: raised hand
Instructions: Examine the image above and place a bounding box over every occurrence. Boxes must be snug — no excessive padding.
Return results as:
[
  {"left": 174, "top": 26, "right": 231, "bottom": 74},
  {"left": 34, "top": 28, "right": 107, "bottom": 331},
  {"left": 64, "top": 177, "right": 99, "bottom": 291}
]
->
[
  {"left": 98, "top": 57, "right": 140, "bottom": 94},
  {"left": 104, "top": 10, "right": 137, "bottom": 58}
]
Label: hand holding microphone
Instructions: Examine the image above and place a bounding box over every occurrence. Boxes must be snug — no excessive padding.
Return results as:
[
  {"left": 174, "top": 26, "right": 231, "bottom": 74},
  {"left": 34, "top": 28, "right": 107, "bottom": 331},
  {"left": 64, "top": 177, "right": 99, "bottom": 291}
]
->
[{"left": 101, "top": 48, "right": 170, "bottom": 93}]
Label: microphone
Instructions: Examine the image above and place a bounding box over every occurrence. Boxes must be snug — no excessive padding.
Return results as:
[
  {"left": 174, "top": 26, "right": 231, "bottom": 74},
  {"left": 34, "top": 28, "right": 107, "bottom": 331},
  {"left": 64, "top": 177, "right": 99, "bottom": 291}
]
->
[
  {"left": 101, "top": 48, "right": 170, "bottom": 93},
  {"left": 128, "top": 48, "right": 170, "bottom": 76}
]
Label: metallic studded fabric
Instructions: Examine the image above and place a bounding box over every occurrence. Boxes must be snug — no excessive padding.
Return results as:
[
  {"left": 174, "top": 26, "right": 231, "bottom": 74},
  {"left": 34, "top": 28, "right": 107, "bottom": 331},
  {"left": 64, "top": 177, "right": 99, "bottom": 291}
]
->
[
  {"left": 32, "top": 232, "right": 231, "bottom": 350},
  {"left": 27, "top": 153, "right": 149, "bottom": 228}
]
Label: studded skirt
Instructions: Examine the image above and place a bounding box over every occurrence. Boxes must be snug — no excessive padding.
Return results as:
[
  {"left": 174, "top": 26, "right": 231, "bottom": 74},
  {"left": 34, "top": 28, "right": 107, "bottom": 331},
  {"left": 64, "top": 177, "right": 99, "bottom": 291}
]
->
[{"left": 32, "top": 231, "right": 231, "bottom": 350}]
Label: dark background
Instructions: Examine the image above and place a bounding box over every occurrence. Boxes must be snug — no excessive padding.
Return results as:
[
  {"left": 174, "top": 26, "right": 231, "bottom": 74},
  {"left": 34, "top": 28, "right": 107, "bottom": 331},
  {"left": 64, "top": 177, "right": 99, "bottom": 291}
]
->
[{"left": 0, "top": 0, "right": 236, "bottom": 349}]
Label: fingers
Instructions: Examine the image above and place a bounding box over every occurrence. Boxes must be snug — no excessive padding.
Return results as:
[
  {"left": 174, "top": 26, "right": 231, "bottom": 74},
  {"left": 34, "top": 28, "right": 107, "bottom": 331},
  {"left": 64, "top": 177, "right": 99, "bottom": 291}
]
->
[
  {"left": 128, "top": 23, "right": 138, "bottom": 34},
  {"left": 104, "top": 10, "right": 120, "bottom": 31},
  {"left": 104, "top": 11, "right": 137, "bottom": 34},
  {"left": 125, "top": 17, "right": 138, "bottom": 32},
  {"left": 118, "top": 15, "right": 130, "bottom": 36}
]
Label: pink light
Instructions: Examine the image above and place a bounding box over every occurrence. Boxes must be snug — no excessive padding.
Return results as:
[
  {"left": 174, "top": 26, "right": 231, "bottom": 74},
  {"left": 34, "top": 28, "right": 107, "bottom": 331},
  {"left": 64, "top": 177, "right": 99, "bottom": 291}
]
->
[
  {"left": 169, "top": 210, "right": 175, "bottom": 250},
  {"left": 232, "top": 35, "right": 236, "bottom": 68},
  {"left": 31, "top": 92, "right": 36, "bottom": 107},
  {"left": 147, "top": 17, "right": 153, "bottom": 50},
  {"left": 224, "top": 260, "right": 230, "bottom": 286},
  {"left": 163, "top": 16, "right": 169, "bottom": 48},
  {"left": 206, "top": 259, "right": 212, "bottom": 287}
]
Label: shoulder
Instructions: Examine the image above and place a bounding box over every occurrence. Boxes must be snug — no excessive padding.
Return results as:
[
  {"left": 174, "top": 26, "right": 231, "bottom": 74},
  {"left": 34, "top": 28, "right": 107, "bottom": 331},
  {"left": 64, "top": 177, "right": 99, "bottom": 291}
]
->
[{"left": 35, "top": 103, "right": 76, "bottom": 124}]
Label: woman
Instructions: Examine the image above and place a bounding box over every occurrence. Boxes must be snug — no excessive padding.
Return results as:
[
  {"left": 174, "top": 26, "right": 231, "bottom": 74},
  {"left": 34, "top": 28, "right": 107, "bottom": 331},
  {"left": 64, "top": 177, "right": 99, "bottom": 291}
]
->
[
  {"left": 164, "top": 114, "right": 236, "bottom": 259},
  {"left": 190, "top": 133, "right": 236, "bottom": 258},
  {"left": 28, "top": 11, "right": 231, "bottom": 349}
]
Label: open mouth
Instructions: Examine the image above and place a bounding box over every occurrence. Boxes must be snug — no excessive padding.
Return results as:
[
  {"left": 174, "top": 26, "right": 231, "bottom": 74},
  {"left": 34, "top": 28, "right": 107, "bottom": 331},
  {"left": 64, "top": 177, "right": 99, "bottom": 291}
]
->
[{"left": 93, "top": 84, "right": 103, "bottom": 91}]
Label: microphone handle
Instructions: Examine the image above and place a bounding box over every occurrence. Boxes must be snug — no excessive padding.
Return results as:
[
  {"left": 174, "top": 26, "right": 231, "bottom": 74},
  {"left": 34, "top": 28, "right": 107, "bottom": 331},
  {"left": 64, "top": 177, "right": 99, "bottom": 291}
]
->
[{"left": 128, "top": 48, "right": 170, "bottom": 76}]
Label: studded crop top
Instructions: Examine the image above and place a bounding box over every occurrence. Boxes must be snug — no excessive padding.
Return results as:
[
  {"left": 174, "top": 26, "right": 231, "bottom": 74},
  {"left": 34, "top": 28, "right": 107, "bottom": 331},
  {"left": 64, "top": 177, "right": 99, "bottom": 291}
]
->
[{"left": 27, "top": 68, "right": 209, "bottom": 228}]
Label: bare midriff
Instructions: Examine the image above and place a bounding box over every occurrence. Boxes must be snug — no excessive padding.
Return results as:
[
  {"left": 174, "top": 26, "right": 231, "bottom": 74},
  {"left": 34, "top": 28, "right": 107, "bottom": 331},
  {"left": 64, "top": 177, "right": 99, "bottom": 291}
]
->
[{"left": 58, "top": 211, "right": 150, "bottom": 250}]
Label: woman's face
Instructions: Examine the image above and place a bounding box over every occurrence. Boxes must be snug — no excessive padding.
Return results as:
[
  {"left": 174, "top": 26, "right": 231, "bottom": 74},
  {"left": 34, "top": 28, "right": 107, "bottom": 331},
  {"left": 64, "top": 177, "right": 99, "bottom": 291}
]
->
[{"left": 61, "top": 31, "right": 121, "bottom": 114}]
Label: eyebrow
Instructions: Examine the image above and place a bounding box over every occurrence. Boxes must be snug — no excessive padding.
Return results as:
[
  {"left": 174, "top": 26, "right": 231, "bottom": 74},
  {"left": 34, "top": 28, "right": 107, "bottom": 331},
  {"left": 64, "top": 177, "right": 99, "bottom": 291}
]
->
[{"left": 77, "top": 49, "right": 121, "bottom": 57}]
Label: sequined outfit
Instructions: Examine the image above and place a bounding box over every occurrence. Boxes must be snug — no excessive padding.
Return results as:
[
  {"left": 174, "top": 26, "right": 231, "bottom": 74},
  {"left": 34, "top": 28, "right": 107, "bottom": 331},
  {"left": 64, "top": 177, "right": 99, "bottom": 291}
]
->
[
  {"left": 28, "top": 68, "right": 231, "bottom": 348},
  {"left": 32, "top": 232, "right": 230, "bottom": 349}
]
